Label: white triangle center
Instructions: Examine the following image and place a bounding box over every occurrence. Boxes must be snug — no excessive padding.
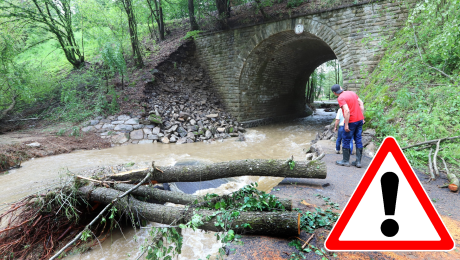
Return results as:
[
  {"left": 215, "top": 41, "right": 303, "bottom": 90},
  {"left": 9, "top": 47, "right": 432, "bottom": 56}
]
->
[{"left": 339, "top": 152, "right": 440, "bottom": 241}]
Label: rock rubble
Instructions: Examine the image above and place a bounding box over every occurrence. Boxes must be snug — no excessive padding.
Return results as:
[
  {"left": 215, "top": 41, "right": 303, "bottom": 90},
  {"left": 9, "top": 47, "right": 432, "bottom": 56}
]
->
[
  {"left": 80, "top": 43, "right": 245, "bottom": 146},
  {"left": 311, "top": 122, "right": 377, "bottom": 157}
]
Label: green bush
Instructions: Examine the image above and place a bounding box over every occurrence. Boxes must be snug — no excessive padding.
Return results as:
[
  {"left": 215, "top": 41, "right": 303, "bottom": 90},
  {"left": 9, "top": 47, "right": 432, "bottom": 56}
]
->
[{"left": 360, "top": 0, "right": 460, "bottom": 171}]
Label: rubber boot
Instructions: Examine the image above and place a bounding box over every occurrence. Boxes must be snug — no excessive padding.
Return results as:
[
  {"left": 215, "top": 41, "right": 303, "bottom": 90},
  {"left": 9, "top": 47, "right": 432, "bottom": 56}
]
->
[
  {"left": 336, "top": 148, "right": 350, "bottom": 167},
  {"left": 351, "top": 148, "right": 363, "bottom": 168}
]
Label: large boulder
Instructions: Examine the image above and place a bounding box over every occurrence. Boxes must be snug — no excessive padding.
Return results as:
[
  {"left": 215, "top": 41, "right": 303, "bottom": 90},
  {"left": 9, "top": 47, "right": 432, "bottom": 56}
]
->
[
  {"left": 118, "top": 115, "right": 130, "bottom": 121},
  {"left": 125, "top": 118, "right": 139, "bottom": 125},
  {"left": 130, "top": 129, "right": 144, "bottom": 140},
  {"left": 112, "top": 133, "right": 129, "bottom": 144},
  {"left": 114, "top": 124, "right": 134, "bottom": 132}
]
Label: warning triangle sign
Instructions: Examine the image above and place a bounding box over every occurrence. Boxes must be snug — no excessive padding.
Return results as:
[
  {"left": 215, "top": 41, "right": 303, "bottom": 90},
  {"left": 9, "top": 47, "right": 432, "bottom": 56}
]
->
[{"left": 325, "top": 136, "right": 455, "bottom": 251}]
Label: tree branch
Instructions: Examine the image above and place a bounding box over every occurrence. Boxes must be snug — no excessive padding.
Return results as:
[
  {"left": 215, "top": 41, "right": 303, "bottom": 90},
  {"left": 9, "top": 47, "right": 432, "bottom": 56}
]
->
[{"left": 49, "top": 168, "right": 153, "bottom": 260}]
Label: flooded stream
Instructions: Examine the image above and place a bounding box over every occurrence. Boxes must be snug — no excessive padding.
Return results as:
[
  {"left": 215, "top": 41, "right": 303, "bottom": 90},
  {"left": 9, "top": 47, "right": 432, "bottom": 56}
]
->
[{"left": 0, "top": 110, "right": 336, "bottom": 259}]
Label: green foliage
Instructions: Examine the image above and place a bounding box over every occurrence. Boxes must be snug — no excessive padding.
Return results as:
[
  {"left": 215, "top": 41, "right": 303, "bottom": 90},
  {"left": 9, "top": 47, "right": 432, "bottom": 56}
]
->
[
  {"left": 306, "top": 60, "right": 342, "bottom": 102},
  {"left": 80, "top": 230, "right": 91, "bottom": 242},
  {"left": 149, "top": 114, "right": 163, "bottom": 124},
  {"left": 43, "top": 68, "right": 119, "bottom": 122},
  {"left": 289, "top": 160, "right": 296, "bottom": 170},
  {"left": 183, "top": 30, "right": 203, "bottom": 40},
  {"left": 124, "top": 162, "right": 135, "bottom": 167},
  {"left": 202, "top": 182, "right": 286, "bottom": 212},
  {"left": 144, "top": 227, "right": 183, "bottom": 260},
  {"left": 100, "top": 41, "right": 127, "bottom": 79},
  {"left": 287, "top": 0, "right": 305, "bottom": 8},
  {"left": 360, "top": 0, "right": 460, "bottom": 172},
  {"left": 287, "top": 195, "right": 339, "bottom": 259},
  {"left": 300, "top": 195, "right": 339, "bottom": 233}
]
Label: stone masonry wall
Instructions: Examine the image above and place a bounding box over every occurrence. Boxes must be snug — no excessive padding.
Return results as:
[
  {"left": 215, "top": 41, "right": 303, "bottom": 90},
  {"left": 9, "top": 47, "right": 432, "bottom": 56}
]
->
[{"left": 194, "top": 0, "right": 413, "bottom": 122}]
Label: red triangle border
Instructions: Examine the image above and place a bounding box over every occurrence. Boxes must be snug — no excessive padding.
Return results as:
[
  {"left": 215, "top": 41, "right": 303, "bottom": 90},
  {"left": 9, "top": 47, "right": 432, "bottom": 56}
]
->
[{"left": 324, "top": 136, "right": 455, "bottom": 251}]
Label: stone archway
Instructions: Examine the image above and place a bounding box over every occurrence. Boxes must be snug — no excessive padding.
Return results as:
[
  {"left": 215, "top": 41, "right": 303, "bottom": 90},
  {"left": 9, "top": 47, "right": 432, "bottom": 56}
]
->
[{"left": 236, "top": 19, "right": 350, "bottom": 122}]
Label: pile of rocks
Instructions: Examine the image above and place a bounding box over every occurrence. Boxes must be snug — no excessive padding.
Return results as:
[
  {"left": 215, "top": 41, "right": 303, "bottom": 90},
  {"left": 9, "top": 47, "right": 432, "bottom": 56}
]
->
[
  {"left": 80, "top": 42, "right": 247, "bottom": 146},
  {"left": 311, "top": 123, "right": 377, "bottom": 157},
  {"left": 81, "top": 113, "right": 245, "bottom": 145}
]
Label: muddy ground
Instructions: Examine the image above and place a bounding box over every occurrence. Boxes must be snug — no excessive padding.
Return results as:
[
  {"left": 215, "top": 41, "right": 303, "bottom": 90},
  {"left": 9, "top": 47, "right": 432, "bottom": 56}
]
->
[
  {"left": 0, "top": 124, "right": 110, "bottom": 172},
  {"left": 228, "top": 142, "right": 460, "bottom": 259}
]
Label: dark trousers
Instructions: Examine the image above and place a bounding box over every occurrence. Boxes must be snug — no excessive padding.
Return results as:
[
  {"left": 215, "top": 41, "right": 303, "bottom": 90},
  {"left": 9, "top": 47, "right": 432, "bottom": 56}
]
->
[
  {"left": 336, "top": 126, "right": 353, "bottom": 153},
  {"left": 343, "top": 120, "right": 364, "bottom": 150}
]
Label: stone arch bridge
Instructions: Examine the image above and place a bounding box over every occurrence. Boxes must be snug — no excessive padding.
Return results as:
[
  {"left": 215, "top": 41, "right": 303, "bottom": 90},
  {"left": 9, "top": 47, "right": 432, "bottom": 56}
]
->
[{"left": 194, "top": 0, "right": 412, "bottom": 125}]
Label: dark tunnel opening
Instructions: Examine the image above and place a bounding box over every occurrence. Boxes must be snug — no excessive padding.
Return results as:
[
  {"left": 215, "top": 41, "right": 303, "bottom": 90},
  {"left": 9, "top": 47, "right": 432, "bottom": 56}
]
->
[{"left": 238, "top": 30, "right": 338, "bottom": 122}]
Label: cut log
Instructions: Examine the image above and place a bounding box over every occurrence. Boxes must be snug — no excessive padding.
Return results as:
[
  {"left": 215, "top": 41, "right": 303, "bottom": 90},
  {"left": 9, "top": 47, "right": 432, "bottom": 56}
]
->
[
  {"left": 109, "top": 159, "right": 326, "bottom": 183},
  {"left": 113, "top": 183, "right": 292, "bottom": 210},
  {"left": 80, "top": 185, "right": 299, "bottom": 237}
]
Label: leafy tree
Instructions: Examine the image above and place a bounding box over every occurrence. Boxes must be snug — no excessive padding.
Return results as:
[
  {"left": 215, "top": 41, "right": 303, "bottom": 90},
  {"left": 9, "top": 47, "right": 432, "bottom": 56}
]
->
[
  {"left": 147, "top": 0, "right": 165, "bottom": 41},
  {"left": 188, "top": 0, "right": 199, "bottom": 30},
  {"left": 0, "top": 0, "right": 84, "bottom": 68},
  {"left": 215, "top": 0, "right": 230, "bottom": 29},
  {"left": 119, "top": 0, "right": 143, "bottom": 68}
]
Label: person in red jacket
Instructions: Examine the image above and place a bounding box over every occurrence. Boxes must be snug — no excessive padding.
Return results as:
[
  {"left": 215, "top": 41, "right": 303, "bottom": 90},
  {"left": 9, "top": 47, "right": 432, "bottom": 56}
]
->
[{"left": 331, "top": 84, "right": 365, "bottom": 167}]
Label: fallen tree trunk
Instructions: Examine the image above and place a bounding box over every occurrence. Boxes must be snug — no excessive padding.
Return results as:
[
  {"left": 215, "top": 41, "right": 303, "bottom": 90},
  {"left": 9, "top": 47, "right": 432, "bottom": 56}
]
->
[
  {"left": 80, "top": 185, "right": 299, "bottom": 236},
  {"left": 113, "top": 183, "right": 293, "bottom": 210},
  {"left": 109, "top": 159, "right": 326, "bottom": 183}
]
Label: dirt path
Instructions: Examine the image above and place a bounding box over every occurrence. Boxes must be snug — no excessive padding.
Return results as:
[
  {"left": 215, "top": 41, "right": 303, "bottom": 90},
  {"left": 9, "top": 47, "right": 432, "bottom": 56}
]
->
[{"left": 228, "top": 140, "right": 460, "bottom": 259}]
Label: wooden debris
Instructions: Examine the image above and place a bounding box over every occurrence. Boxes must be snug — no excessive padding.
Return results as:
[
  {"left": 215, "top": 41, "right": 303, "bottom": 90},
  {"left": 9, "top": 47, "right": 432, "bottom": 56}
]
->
[{"left": 109, "top": 159, "right": 327, "bottom": 183}]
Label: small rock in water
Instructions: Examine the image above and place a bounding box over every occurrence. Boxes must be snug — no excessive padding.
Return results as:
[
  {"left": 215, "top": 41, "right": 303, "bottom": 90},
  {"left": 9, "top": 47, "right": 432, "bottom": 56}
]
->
[
  {"left": 170, "top": 136, "right": 177, "bottom": 143},
  {"left": 139, "top": 140, "right": 153, "bottom": 144},
  {"left": 161, "top": 137, "right": 170, "bottom": 144},
  {"left": 176, "top": 137, "right": 187, "bottom": 144}
]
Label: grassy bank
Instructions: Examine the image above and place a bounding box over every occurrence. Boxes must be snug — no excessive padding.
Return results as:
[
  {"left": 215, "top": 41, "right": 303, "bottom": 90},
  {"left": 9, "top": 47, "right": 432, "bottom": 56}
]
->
[{"left": 360, "top": 0, "right": 460, "bottom": 175}]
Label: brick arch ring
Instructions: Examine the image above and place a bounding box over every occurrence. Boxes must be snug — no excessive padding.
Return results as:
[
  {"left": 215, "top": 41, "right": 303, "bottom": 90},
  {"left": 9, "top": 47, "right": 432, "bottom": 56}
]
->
[{"left": 235, "top": 18, "right": 352, "bottom": 84}]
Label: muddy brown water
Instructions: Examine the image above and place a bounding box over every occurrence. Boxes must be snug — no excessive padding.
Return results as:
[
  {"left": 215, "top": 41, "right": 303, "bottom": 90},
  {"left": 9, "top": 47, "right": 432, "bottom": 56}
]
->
[{"left": 0, "top": 110, "right": 336, "bottom": 259}]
